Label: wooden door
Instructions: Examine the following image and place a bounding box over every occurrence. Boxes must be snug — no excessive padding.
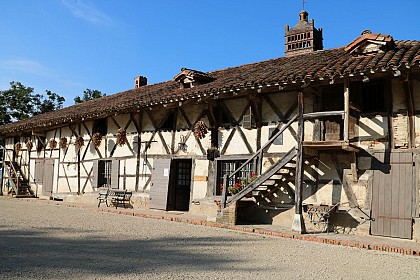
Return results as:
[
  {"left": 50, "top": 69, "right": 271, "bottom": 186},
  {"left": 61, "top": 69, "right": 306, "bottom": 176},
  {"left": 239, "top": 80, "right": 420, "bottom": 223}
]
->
[
  {"left": 149, "top": 159, "right": 171, "bottom": 210},
  {"left": 170, "top": 159, "right": 192, "bottom": 211},
  {"left": 371, "top": 151, "right": 413, "bottom": 239},
  {"left": 42, "top": 159, "right": 54, "bottom": 196}
]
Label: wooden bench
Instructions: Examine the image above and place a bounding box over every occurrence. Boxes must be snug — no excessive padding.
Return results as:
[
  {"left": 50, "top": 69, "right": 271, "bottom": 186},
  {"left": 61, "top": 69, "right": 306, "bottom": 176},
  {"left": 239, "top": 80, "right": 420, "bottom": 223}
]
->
[{"left": 97, "top": 187, "right": 132, "bottom": 209}]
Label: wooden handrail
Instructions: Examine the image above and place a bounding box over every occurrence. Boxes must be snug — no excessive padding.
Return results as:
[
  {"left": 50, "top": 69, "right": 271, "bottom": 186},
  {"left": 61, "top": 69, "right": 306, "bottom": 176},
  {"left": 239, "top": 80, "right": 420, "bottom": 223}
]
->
[
  {"left": 302, "top": 110, "right": 345, "bottom": 120},
  {"left": 228, "top": 113, "right": 298, "bottom": 180}
]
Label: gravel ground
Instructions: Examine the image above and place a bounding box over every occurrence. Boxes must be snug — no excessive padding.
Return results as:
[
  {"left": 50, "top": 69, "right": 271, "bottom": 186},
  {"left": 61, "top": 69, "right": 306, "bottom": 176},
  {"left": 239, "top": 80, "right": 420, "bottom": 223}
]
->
[{"left": 1, "top": 198, "right": 420, "bottom": 280}]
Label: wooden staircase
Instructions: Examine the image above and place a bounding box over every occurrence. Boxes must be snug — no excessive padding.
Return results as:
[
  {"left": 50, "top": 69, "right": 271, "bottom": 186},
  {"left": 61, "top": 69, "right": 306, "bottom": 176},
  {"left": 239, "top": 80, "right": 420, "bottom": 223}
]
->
[
  {"left": 4, "top": 161, "right": 36, "bottom": 198},
  {"left": 221, "top": 114, "right": 301, "bottom": 209}
]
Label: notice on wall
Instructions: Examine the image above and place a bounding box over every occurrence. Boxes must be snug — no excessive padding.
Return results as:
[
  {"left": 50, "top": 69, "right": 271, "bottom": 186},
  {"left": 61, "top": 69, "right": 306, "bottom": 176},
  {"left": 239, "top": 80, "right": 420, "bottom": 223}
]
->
[
  {"left": 163, "top": 168, "right": 169, "bottom": 177},
  {"left": 393, "top": 113, "right": 408, "bottom": 148}
]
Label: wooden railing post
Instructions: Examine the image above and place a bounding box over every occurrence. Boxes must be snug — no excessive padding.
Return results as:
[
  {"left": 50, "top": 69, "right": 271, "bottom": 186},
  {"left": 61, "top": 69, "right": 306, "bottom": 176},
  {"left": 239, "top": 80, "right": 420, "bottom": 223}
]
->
[
  {"left": 221, "top": 174, "right": 228, "bottom": 209},
  {"left": 343, "top": 78, "right": 350, "bottom": 143},
  {"left": 292, "top": 92, "right": 306, "bottom": 233}
]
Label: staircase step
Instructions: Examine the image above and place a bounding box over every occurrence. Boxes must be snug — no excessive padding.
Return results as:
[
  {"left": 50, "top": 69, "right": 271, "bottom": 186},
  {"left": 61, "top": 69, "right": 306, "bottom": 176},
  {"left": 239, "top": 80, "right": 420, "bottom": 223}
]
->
[{"left": 262, "top": 180, "right": 276, "bottom": 185}]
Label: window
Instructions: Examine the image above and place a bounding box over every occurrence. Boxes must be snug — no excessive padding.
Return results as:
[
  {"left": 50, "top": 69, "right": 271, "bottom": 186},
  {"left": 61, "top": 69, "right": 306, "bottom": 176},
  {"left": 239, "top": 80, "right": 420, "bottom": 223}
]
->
[
  {"left": 269, "top": 127, "right": 283, "bottom": 145},
  {"left": 350, "top": 80, "right": 387, "bottom": 113},
  {"left": 216, "top": 160, "right": 254, "bottom": 195},
  {"left": 93, "top": 118, "right": 107, "bottom": 135},
  {"left": 98, "top": 160, "right": 112, "bottom": 188}
]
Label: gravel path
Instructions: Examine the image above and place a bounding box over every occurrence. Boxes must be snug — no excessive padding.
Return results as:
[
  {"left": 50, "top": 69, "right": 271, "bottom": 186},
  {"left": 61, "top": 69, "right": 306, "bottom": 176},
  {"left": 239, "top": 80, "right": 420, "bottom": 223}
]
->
[{"left": 1, "top": 198, "right": 420, "bottom": 280}]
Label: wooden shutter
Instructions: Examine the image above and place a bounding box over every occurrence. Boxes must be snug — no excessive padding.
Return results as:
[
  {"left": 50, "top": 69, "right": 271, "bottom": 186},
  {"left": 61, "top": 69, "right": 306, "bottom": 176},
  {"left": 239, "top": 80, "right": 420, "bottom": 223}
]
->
[
  {"left": 149, "top": 159, "right": 171, "bottom": 210},
  {"left": 34, "top": 159, "right": 44, "bottom": 184},
  {"left": 111, "top": 159, "right": 120, "bottom": 189},
  {"left": 42, "top": 159, "right": 54, "bottom": 196},
  {"left": 92, "top": 160, "right": 99, "bottom": 188}
]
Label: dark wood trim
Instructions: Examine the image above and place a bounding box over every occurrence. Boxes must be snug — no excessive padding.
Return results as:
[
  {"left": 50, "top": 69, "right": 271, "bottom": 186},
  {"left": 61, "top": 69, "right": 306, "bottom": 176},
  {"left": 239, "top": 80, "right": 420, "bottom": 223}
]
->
[
  {"left": 82, "top": 122, "right": 103, "bottom": 158},
  {"left": 264, "top": 94, "right": 283, "bottom": 119},
  {"left": 236, "top": 126, "right": 253, "bottom": 153},
  {"left": 221, "top": 128, "right": 236, "bottom": 155},
  {"left": 61, "top": 163, "right": 72, "bottom": 192},
  {"left": 402, "top": 74, "right": 416, "bottom": 148},
  {"left": 294, "top": 92, "right": 304, "bottom": 215},
  {"left": 179, "top": 107, "right": 193, "bottom": 128}
]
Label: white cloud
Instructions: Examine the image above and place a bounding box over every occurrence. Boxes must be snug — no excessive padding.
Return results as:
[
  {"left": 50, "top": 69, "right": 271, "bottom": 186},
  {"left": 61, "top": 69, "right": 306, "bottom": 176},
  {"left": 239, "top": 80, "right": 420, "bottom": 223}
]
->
[
  {"left": 2, "top": 58, "right": 53, "bottom": 77},
  {"left": 61, "top": 0, "right": 113, "bottom": 26}
]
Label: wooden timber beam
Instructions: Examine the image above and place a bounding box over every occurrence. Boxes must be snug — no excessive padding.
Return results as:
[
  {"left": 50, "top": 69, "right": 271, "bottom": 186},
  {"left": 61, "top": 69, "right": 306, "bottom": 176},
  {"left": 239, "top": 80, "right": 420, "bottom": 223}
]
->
[
  {"left": 291, "top": 91, "right": 306, "bottom": 233},
  {"left": 401, "top": 73, "right": 416, "bottom": 148}
]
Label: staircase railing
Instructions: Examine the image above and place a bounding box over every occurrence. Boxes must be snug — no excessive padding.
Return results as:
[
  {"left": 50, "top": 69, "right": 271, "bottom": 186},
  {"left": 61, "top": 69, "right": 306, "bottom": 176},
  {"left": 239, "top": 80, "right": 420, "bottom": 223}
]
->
[
  {"left": 3, "top": 161, "right": 19, "bottom": 196},
  {"left": 2, "top": 149, "right": 36, "bottom": 197},
  {"left": 221, "top": 113, "right": 298, "bottom": 208}
]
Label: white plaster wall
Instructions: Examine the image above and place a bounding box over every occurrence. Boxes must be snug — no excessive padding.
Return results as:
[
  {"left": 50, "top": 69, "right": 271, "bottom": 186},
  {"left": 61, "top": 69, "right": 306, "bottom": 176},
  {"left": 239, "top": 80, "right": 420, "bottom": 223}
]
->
[
  {"left": 356, "top": 115, "right": 388, "bottom": 150},
  {"left": 192, "top": 159, "right": 208, "bottom": 200}
]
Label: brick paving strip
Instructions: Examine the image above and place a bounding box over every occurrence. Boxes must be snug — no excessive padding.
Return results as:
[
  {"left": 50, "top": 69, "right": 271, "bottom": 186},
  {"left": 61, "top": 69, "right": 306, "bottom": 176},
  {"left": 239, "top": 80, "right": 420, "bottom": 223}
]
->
[{"left": 16, "top": 197, "right": 420, "bottom": 257}]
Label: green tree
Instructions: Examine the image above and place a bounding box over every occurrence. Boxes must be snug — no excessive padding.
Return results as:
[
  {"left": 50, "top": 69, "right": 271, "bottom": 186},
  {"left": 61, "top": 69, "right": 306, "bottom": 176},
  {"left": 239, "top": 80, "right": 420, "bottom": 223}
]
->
[
  {"left": 74, "top": 89, "right": 105, "bottom": 104},
  {"left": 0, "top": 81, "right": 65, "bottom": 125},
  {"left": 34, "top": 90, "right": 65, "bottom": 115}
]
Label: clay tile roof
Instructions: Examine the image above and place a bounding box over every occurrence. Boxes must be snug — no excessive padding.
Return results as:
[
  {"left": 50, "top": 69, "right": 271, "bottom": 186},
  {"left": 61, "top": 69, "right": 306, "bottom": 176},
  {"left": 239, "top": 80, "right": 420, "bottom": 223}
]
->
[
  {"left": 345, "top": 30, "right": 395, "bottom": 55},
  {"left": 1, "top": 36, "right": 420, "bottom": 135}
]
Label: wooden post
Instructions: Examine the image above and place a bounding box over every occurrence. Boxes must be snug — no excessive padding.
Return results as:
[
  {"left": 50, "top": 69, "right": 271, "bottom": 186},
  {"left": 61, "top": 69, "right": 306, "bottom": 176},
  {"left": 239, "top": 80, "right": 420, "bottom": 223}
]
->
[
  {"left": 221, "top": 174, "right": 228, "bottom": 209},
  {"left": 0, "top": 143, "right": 5, "bottom": 196},
  {"left": 402, "top": 75, "right": 415, "bottom": 148},
  {"left": 77, "top": 124, "right": 81, "bottom": 195},
  {"left": 291, "top": 92, "right": 306, "bottom": 233},
  {"left": 343, "top": 78, "right": 350, "bottom": 143}
]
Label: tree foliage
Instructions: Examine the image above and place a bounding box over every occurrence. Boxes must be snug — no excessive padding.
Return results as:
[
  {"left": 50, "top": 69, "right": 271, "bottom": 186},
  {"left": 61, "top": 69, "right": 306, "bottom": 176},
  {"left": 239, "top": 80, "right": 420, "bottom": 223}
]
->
[
  {"left": 74, "top": 89, "right": 105, "bottom": 104},
  {"left": 0, "top": 81, "right": 65, "bottom": 125}
]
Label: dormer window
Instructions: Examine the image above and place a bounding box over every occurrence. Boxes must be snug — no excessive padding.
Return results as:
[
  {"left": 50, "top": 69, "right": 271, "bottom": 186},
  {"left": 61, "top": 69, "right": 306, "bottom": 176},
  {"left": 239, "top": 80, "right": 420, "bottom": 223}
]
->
[
  {"left": 173, "top": 68, "right": 215, "bottom": 89},
  {"left": 345, "top": 30, "right": 394, "bottom": 56}
]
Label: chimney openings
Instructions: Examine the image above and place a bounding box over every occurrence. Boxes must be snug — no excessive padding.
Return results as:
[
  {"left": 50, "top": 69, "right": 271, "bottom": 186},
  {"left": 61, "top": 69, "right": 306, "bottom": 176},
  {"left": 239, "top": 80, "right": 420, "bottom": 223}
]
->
[{"left": 134, "top": 76, "right": 147, "bottom": 89}]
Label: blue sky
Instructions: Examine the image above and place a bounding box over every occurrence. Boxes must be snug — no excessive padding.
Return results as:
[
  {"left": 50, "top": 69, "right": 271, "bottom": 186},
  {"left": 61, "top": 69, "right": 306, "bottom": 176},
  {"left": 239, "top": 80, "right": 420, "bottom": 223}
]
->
[{"left": 0, "top": 0, "right": 419, "bottom": 107}]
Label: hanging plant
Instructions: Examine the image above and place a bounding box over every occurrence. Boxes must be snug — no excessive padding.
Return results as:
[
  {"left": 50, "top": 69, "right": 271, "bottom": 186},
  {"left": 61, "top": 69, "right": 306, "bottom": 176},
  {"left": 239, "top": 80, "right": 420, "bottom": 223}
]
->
[
  {"left": 26, "top": 141, "right": 33, "bottom": 151},
  {"left": 49, "top": 139, "right": 57, "bottom": 150},
  {"left": 15, "top": 142, "right": 22, "bottom": 154},
  {"left": 116, "top": 128, "right": 127, "bottom": 146},
  {"left": 75, "top": 136, "right": 85, "bottom": 149},
  {"left": 194, "top": 120, "right": 208, "bottom": 139},
  {"left": 59, "top": 137, "right": 68, "bottom": 149},
  {"left": 92, "top": 132, "right": 102, "bottom": 147}
]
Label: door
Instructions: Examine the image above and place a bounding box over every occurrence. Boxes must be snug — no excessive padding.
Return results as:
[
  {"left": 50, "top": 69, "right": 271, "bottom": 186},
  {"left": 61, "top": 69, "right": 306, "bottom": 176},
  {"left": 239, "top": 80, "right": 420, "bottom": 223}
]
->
[
  {"left": 42, "top": 159, "right": 54, "bottom": 196},
  {"left": 149, "top": 159, "right": 172, "bottom": 210},
  {"left": 169, "top": 159, "right": 192, "bottom": 211},
  {"left": 371, "top": 151, "right": 413, "bottom": 239}
]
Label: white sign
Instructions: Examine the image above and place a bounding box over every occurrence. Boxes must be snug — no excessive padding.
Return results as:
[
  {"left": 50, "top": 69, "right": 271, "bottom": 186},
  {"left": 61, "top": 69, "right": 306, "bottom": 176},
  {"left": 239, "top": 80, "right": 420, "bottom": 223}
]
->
[{"left": 163, "top": 168, "right": 169, "bottom": 177}]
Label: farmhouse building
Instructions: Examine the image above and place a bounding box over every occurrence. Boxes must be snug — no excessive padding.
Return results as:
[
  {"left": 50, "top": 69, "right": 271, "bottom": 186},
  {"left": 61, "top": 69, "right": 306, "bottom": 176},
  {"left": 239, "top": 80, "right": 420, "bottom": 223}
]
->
[{"left": 1, "top": 10, "right": 420, "bottom": 240}]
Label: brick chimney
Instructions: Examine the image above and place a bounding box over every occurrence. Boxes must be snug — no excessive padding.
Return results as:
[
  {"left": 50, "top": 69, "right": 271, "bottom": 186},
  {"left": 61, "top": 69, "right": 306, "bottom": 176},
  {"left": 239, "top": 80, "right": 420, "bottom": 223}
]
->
[{"left": 134, "top": 76, "right": 147, "bottom": 88}]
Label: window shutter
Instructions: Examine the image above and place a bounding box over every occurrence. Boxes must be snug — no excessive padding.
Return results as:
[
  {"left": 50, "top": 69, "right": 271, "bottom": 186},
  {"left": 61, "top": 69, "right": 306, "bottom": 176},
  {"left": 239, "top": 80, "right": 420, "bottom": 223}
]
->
[
  {"left": 34, "top": 159, "right": 44, "bottom": 184},
  {"left": 92, "top": 160, "right": 99, "bottom": 188},
  {"left": 111, "top": 159, "right": 120, "bottom": 189}
]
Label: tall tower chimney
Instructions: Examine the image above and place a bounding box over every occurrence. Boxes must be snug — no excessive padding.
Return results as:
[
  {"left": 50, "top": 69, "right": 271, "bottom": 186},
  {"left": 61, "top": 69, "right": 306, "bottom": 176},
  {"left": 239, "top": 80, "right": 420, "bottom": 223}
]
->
[
  {"left": 284, "top": 10, "right": 323, "bottom": 57},
  {"left": 134, "top": 76, "right": 147, "bottom": 88}
]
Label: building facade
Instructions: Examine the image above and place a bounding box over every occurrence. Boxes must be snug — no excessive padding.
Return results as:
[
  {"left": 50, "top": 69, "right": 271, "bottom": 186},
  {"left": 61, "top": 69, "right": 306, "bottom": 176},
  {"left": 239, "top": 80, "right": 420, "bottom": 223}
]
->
[{"left": 1, "top": 11, "right": 420, "bottom": 240}]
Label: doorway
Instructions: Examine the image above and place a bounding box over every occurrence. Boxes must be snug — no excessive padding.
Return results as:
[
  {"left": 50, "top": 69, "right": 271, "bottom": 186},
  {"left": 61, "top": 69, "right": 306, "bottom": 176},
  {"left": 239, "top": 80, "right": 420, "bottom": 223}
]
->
[
  {"left": 149, "top": 158, "right": 192, "bottom": 211},
  {"left": 168, "top": 159, "right": 192, "bottom": 211}
]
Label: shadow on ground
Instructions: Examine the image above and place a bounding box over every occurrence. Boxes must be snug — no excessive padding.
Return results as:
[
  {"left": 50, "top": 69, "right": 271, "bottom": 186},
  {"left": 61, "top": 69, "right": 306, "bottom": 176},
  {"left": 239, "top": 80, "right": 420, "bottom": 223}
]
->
[{"left": 0, "top": 226, "right": 262, "bottom": 278}]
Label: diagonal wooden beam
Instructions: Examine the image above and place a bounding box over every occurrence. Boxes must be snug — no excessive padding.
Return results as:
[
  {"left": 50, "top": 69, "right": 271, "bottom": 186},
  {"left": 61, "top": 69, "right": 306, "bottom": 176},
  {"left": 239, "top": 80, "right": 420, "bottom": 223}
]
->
[
  {"left": 179, "top": 107, "right": 193, "bottom": 128},
  {"left": 82, "top": 122, "right": 103, "bottom": 159},
  {"left": 284, "top": 98, "right": 298, "bottom": 121},
  {"left": 81, "top": 163, "right": 93, "bottom": 194},
  {"left": 236, "top": 126, "right": 253, "bottom": 153},
  {"left": 219, "top": 101, "right": 239, "bottom": 124},
  {"left": 264, "top": 95, "right": 284, "bottom": 120},
  {"left": 221, "top": 128, "right": 236, "bottom": 155},
  {"left": 61, "top": 165, "right": 72, "bottom": 192}
]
